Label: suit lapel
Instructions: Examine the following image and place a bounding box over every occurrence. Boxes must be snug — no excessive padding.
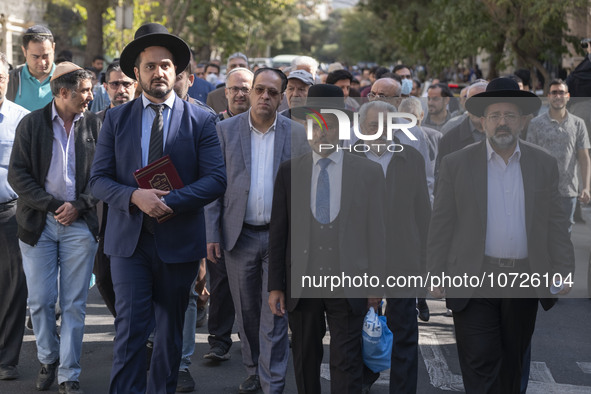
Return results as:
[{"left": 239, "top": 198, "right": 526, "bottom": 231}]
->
[
  {"left": 164, "top": 96, "right": 183, "bottom": 155},
  {"left": 131, "top": 99, "right": 144, "bottom": 169},
  {"left": 471, "top": 141, "right": 488, "bottom": 234},
  {"left": 273, "top": 116, "right": 288, "bottom": 178},
  {"left": 520, "top": 144, "right": 535, "bottom": 236},
  {"left": 294, "top": 153, "right": 313, "bottom": 260},
  {"left": 339, "top": 153, "right": 353, "bottom": 240},
  {"left": 239, "top": 114, "right": 252, "bottom": 176}
]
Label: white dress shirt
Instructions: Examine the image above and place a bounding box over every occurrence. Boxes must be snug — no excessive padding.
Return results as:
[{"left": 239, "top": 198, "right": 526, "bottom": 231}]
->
[
  {"left": 245, "top": 109, "right": 277, "bottom": 225},
  {"left": 485, "top": 140, "right": 528, "bottom": 259}
]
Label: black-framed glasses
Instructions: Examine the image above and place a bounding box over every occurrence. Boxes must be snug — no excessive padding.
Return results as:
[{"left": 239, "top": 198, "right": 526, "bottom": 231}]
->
[
  {"left": 226, "top": 86, "right": 251, "bottom": 95},
  {"left": 368, "top": 92, "right": 397, "bottom": 99},
  {"left": 107, "top": 81, "right": 134, "bottom": 89},
  {"left": 0, "top": 75, "right": 7, "bottom": 83}
]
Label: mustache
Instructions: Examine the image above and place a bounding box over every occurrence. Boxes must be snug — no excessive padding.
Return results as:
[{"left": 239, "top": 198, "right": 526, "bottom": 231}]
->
[{"left": 495, "top": 126, "right": 511, "bottom": 133}]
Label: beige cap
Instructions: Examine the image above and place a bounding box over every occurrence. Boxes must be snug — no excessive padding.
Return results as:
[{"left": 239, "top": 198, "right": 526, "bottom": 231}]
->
[{"left": 50, "top": 61, "right": 83, "bottom": 81}]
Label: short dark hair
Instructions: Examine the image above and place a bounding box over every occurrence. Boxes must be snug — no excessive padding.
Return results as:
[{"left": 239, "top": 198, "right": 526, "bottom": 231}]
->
[
  {"left": 253, "top": 67, "right": 288, "bottom": 92},
  {"left": 379, "top": 72, "right": 401, "bottom": 83},
  {"left": 393, "top": 64, "right": 411, "bottom": 73},
  {"left": 205, "top": 63, "right": 220, "bottom": 73},
  {"left": 50, "top": 69, "right": 95, "bottom": 97},
  {"left": 23, "top": 31, "right": 54, "bottom": 50},
  {"left": 549, "top": 78, "right": 567, "bottom": 91},
  {"left": 105, "top": 61, "right": 122, "bottom": 82},
  {"left": 428, "top": 82, "right": 453, "bottom": 97},
  {"left": 181, "top": 62, "right": 193, "bottom": 76},
  {"left": 93, "top": 55, "right": 105, "bottom": 62},
  {"left": 326, "top": 69, "right": 353, "bottom": 85}
]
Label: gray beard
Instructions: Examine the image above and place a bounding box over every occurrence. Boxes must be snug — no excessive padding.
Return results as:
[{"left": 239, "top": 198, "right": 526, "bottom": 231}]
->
[{"left": 489, "top": 133, "right": 517, "bottom": 150}]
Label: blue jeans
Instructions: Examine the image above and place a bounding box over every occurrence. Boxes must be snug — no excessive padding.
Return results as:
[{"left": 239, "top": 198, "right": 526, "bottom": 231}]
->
[
  {"left": 20, "top": 213, "right": 97, "bottom": 384},
  {"left": 180, "top": 277, "right": 199, "bottom": 371},
  {"left": 560, "top": 196, "right": 577, "bottom": 233}
]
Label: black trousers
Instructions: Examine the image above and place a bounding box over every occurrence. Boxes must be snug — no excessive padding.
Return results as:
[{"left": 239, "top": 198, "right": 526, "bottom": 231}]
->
[
  {"left": 206, "top": 253, "right": 235, "bottom": 351},
  {"left": 0, "top": 203, "right": 27, "bottom": 365},
  {"left": 452, "top": 298, "right": 538, "bottom": 394},
  {"left": 93, "top": 235, "right": 116, "bottom": 317},
  {"left": 385, "top": 298, "right": 418, "bottom": 394},
  {"left": 289, "top": 298, "right": 365, "bottom": 394}
]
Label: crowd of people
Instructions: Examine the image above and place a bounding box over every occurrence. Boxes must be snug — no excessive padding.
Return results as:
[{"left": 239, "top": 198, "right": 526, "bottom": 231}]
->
[{"left": 0, "top": 21, "right": 587, "bottom": 394}]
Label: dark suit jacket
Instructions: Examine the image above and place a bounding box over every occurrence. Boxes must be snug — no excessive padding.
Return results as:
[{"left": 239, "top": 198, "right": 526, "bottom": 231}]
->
[
  {"left": 206, "top": 87, "right": 227, "bottom": 114},
  {"left": 268, "top": 152, "right": 387, "bottom": 314},
  {"left": 435, "top": 116, "right": 478, "bottom": 187},
  {"left": 351, "top": 142, "right": 431, "bottom": 290},
  {"left": 427, "top": 140, "right": 574, "bottom": 311},
  {"left": 89, "top": 95, "right": 226, "bottom": 263},
  {"left": 8, "top": 102, "right": 101, "bottom": 245}
]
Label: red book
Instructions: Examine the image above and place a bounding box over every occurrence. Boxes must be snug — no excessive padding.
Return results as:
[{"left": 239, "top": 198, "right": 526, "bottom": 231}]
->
[{"left": 133, "top": 155, "right": 184, "bottom": 223}]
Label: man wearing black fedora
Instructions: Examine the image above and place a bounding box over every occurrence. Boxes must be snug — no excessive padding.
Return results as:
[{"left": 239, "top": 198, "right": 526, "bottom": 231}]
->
[
  {"left": 268, "top": 84, "right": 386, "bottom": 393},
  {"left": 427, "top": 78, "right": 574, "bottom": 393},
  {"left": 90, "top": 23, "right": 226, "bottom": 394}
]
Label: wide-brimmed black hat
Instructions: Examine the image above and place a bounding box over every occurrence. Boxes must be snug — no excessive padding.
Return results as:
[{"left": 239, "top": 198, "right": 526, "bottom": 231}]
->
[
  {"left": 291, "top": 84, "right": 353, "bottom": 120},
  {"left": 465, "top": 77, "right": 541, "bottom": 117},
  {"left": 120, "top": 23, "right": 190, "bottom": 80}
]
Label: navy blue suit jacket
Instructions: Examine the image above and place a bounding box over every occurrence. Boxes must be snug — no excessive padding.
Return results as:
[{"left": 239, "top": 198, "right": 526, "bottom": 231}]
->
[{"left": 90, "top": 94, "right": 226, "bottom": 263}]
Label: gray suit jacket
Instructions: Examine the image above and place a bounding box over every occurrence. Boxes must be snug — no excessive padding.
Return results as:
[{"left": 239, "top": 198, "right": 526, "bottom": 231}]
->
[
  {"left": 205, "top": 111, "right": 310, "bottom": 251},
  {"left": 427, "top": 140, "right": 574, "bottom": 311}
]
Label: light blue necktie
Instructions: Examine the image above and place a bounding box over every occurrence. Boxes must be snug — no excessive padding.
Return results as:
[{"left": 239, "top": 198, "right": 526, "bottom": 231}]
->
[{"left": 316, "top": 158, "right": 331, "bottom": 224}]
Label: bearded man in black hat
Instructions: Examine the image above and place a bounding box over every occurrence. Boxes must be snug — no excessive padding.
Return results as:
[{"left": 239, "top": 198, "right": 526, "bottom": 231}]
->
[
  {"left": 427, "top": 78, "right": 574, "bottom": 393},
  {"left": 89, "top": 23, "right": 226, "bottom": 394}
]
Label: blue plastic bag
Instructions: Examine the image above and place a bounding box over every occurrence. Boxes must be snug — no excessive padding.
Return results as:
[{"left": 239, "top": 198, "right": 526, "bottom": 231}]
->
[{"left": 362, "top": 306, "right": 393, "bottom": 373}]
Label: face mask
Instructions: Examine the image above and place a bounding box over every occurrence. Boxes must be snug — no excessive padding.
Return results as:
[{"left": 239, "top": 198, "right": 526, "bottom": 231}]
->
[{"left": 401, "top": 78, "right": 413, "bottom": 95}]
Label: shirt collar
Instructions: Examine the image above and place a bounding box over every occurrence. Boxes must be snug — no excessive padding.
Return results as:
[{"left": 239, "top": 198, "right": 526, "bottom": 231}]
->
[
  {"left": 544, "top": 110, "right": 569, "bottom": 124},
  {"left": 23, "top": 63, "right": 55, "bottom": 81},
  {"left": 312, "top": 149, "right": 343, "bottom": 166},
  {"left": 248, "top": 108, "right": 278, "bottom": 134},
  {"left": 51, "top": 100, "right": 84, "bottom": 124},
  {"left": 141, "top": 92, "right": 176, "bottom": 110},
  {"left": 486, "top": 138, "right": 521, "bottom": 162}
]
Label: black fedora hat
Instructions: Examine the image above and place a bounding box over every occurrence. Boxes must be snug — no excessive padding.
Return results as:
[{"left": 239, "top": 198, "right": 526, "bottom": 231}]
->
[
  {"left": 465, "top": 77, "right": 541, "bottom": 117},
  {"left": 292, "top": 84, "right": 353, "bottom": 120},
  {"left": 120, "top": 23, "right": 190, "bottom": 80}
]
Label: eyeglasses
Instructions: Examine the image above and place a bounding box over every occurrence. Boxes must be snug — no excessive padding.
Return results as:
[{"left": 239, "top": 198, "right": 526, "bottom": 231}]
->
[
  {"left": 0, "top": 75, "right": 7, "bottom": 83},
  {"left": 549, "top": 90, "right": 567, "bottom": 97},
  {"left": 485, "top": 113, "right": 521, "bottom": 124},
  {"left": 253, "top": 86, "right": 280, "bottom": 97},
  {"left": 227, "top": 86, "right": 251, "bottom": 95},
  {"left": 107, "top": 81, "right": 134, "bottom": 89}
]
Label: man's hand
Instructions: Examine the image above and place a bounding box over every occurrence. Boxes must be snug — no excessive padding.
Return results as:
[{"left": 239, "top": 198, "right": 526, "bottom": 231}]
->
[
  {"left": 367, "top": 297, "right": 382, "bottom": 312},
  {"left": 429, "top": 286, "right": 446, "bottom": 299},
  {"left": 54, "top": 202, "right": 79, "bottom": 226},
  {"left": 557, "top": 283, "right": 572, "bottom": 296},
  {"left": 578, "top": 188, "right": 590, "bottom": 205},
  {"left": 269, "top": 290, "right": 286, "bottom": 317},
  {"left": 131, "top": 189, "right": 172, "bottom": 218},
  {"left": 207, "top": 242, "right": 221, "bottom": 263}
]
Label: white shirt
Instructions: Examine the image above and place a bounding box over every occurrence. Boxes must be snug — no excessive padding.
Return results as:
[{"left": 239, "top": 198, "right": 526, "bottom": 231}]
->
[
  {"left": 485, "top": 139, "right": 528, "bottom": 259},
  {"left": 311, "top": 150, "right": 343, "bottom": 222},
  {"left": 0, "top": 99, "right": 29, "bottom": 202},
  {"left": 244, "top": 109, "right": 277, "bottom": 225}
]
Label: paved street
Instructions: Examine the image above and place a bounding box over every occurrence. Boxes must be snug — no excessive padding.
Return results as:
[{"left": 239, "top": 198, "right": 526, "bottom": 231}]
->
[{"left": 2, "top": 210, "right": 591, "bottom": 394}]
